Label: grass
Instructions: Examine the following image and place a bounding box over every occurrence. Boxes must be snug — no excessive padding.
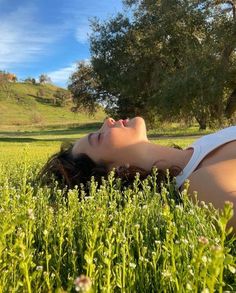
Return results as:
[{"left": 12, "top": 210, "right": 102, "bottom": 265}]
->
[{"left": 0, "top": 123, "right": 235, "bottom": 292}]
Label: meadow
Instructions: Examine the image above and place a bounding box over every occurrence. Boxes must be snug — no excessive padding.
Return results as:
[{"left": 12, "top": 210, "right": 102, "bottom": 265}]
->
[{"left": 0, "top": 122, "right": 236, "bottom": 292}]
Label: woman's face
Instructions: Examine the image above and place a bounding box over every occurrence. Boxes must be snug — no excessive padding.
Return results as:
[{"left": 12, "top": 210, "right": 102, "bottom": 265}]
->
[{"left": 72, "top": 117, "right": 148, "bottom": 169}]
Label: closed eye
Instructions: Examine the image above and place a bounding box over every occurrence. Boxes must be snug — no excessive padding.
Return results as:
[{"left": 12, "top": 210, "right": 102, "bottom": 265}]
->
[{"left": 98, "top": 132, "right": 101, "bottom": 142}]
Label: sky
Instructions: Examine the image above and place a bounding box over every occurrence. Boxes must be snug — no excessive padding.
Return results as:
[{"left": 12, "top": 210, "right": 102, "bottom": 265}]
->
[{"left": 0, "top": 0, "right": 124, "bottom": 88}]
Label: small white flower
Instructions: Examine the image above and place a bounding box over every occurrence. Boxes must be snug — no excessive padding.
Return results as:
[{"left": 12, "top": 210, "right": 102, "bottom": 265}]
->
[
  {"left": 36, "top": 266, "right": 43, "bottom": 271},
  {"left": 43, "top": 230, "right": 48, "bottom": 236},
  {"left": 162, "top": 270, "right": 171, "bottom": 278},
  {"left": 28, "top": 208, "right": 35, "bottom": 220},
  {"left": 198, "top": 236, "right": 209, "bottom": 245},
  {"left": 181, "top": 238, "right": 188, "bottom": 244},
  {"left": 201, "top": 288, "right": 210, "bottom": 293},
  {"left": 175, "top": 205, "right": 183, "bottom": 210},
  {"left": 186, "top": 283, "right": 192, "bottom": 290},
  {"left": 139, "top": 256, "right": 145, "bottom": 262},
  {"left": 129, "top": 262, "right": 136, "bottom": 269},
  {"left": 74, "top": 275, "right": 92, "bottom": 292},
  {"left": 214, "top": 238, "right": 220, "bottom": 244}
]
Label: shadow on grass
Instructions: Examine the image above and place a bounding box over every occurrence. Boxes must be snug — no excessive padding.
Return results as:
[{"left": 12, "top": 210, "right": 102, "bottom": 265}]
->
[
  {"left": 0, "top": 122, "right": 102, "bottom": 137},
  {"left": 0, "top": 137, "right": 74, "bottom": 143},
  {"left": 0, "top": 122, "right": 206, "bottom": 143},
  {"left": 29, "top": 94, "right": 64, "bottom": 108},
  {"left": 29, "top": 95, "right": 53, "bottom": 105},
  {"left": 148, "top": 133, "right": 202, "bottom": 139}
]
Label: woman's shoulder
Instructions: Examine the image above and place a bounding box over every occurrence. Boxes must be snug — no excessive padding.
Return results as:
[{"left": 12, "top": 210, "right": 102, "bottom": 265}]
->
[
  {"left": 182, "top": 159, "right": 236, "bottom": 231},
  {"left": 181, "top": 159, "right": 236, "bottom": 203},
  {"left": 188, "top": 158, "right": 236, "bottom": 192}
]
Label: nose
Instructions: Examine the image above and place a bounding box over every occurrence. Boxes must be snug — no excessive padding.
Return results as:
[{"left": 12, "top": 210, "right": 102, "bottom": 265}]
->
[
  {"left": 103, "top": 118, "right": 116, "bottom": 127},
  {"left": 100, "top": 117, "right": 115, "bottom": 131},
  {"left": 106, "top": 118, "right": 115, "bottom": 127}
]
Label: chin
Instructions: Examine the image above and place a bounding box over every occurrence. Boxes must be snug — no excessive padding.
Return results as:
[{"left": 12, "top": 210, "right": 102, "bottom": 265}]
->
[
  {"left": 134, "top": 116, "right": 146, "bottom": 127},
  {"left": 135, "top": 116, "right": 145, "bottom": 122},
  {"left": 133, "top": 116, "right": 147, "bottom": 137}
]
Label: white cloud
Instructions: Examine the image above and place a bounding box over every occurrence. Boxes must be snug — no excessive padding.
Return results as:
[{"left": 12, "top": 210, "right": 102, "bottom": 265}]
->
[
  {"left": 46, "top": 63, "right": 78, "bottom": 87},
  {"left": 0, "top": 4, "right": 67, "bottom": 69},
  {"left": 75, "top": 22, "right": 91, "bottom": 44},
  {"left": 0, "top": 0, "right": 124, "bottom": 80},
  {"left": 47, "top": 59, "right": 91, "bottom": 87}
]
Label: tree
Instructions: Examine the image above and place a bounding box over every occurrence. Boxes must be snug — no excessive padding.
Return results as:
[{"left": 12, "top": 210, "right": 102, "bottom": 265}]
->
[
  {"left": 53, "top": 89, "right": 72, "bottom": 107},
  {"left": 68, "top": 61, "right": 114, "bottom": 115},
  {"left": 90, "top": 0, "right": 236, "bottom": 129},
  {"left": 39, "top": 74, "right": 52, "bottom": 84},
  {"left": 0, "top": 73, "right": 13, "bottom": 99},
  {"left": 90, "top": 13, "right": 153, "bottom": 121},
  {"left": 24, "top": 77, "right": 36, "bottom": 84}
]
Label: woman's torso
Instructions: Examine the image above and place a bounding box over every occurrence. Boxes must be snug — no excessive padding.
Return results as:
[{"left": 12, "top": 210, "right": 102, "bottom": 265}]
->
[
  {"left": 175, "top": 126, "right": 236, "bottom": 189},
  {"left": 180, "top": 134, "right": 236, "bottom": 231},
  {"left": 193, "top": 140, "right": 236, "bottom": 172},
  {"left": 179, "top": 140, "right": 236, "bottom": 194}
]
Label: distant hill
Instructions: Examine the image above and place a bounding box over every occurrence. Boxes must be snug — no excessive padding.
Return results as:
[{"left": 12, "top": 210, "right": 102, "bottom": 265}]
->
[{"left": 0, "top": 82, "right": 105, "bottom": 129}]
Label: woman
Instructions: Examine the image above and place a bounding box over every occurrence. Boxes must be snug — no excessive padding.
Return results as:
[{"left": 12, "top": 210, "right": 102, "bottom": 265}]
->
[{"left": 40, "top": 117, "right": 236, "bottom": 229}]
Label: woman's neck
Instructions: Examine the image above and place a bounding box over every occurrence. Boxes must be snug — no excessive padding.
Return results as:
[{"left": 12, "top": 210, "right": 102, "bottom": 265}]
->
[{"left": 138, "top": 141, "right": 193, "bottom": 173}]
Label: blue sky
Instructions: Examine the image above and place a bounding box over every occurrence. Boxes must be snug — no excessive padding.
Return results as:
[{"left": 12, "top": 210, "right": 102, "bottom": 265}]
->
[{"left": 0, "top": 0, "right": 123, "bottom": 88}]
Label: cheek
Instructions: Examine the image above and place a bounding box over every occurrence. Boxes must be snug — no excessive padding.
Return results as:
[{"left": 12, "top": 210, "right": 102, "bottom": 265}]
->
[{"left": 103, "top": 130, "right": 125, "bottom": 148}]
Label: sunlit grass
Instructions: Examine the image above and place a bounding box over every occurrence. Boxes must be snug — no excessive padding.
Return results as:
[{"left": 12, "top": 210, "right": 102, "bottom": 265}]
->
[{"left": 0, "top": 125, "right": 235, "bottom": 292}]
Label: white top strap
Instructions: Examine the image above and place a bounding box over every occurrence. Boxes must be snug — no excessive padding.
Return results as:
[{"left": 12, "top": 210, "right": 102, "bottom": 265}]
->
[{"left": 175, "top": 126, "right": 236, "bottom": 189}]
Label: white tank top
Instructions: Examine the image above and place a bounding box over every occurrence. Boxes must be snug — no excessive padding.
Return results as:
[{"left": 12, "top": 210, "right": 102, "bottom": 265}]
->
[{"left": 175, "top": 126, "right": 236, "bottom": 189}]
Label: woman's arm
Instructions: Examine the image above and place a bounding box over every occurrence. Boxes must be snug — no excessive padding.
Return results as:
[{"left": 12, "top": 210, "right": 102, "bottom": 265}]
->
[{"left": 184, "top": 159, "right": 236, "bottom": 232}]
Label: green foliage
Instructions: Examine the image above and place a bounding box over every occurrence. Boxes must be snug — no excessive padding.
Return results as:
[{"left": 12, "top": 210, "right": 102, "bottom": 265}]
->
[
  {"left": 0, "top": 75, "right": 13, "bottom": 99},
  {"left": 68, "top": 61, "right": 114, "bottom": 116},
  {"left": 90, "top": 0, "right": 236, "bottom": 129},
  {"left": 53, "top": 89, "right": 72, "bottom": 107},
  {"left": 0, "top": 124, "right": 234, "bottom": 291},
  {"left": 0, "top": 149, "right": 235, "bottom": 292},
  {"left": 39, "top": 74, "right": 52, "bottom": 84},
  {"left": 24, "top": 77, "right": 36, "bottom": 85}
]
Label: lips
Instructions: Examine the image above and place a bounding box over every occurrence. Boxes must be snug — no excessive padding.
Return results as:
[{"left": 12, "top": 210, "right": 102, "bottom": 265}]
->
[{"left": 122, "top": 119, "right": 129, "bottom": 127}]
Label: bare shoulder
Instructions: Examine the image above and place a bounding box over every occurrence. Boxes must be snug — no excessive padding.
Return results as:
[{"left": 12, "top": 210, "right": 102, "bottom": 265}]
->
[
  {"left": 184, "top": 159, "right": 236, "bottom": 231},
  {"left": 187, "top": 159, "right": 236, "bottom": 195}
]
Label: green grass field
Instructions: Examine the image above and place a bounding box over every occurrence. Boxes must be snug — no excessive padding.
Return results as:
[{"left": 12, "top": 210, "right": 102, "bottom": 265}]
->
[
  {"left": 0, "top": 82, "right": 105, "bottom": 129},
  {"left": 0, "top": 121, "right": 236, "bottom": 292}
]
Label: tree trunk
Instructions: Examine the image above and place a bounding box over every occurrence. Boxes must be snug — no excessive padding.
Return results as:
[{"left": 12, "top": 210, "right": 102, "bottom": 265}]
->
[
  {"left": 195, "top": 115, "right": 207, "bottom": 130},
  {"left": 225, "top": 88, "right": 236, "bottom": 118}
]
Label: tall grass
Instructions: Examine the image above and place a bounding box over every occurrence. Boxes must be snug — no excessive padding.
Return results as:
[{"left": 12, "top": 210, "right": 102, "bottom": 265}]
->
[{"left": 0, "top": 148, "right": 235, "bottom": 292}]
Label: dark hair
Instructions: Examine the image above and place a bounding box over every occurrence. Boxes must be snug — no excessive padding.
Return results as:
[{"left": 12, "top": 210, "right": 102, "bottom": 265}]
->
[{"left": 39, "top": 142, "right": 183, "bottom": 193}]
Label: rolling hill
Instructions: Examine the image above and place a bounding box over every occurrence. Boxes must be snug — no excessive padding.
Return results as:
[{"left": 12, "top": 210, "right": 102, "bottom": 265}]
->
[{"left": 0, "top": 82, "right": 105, "bottom": 129}]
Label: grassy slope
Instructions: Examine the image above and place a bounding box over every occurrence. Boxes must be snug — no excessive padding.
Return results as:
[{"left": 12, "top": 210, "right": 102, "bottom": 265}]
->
[{"left": 0, "top": 82, "right": 105, "bottom": 129}]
